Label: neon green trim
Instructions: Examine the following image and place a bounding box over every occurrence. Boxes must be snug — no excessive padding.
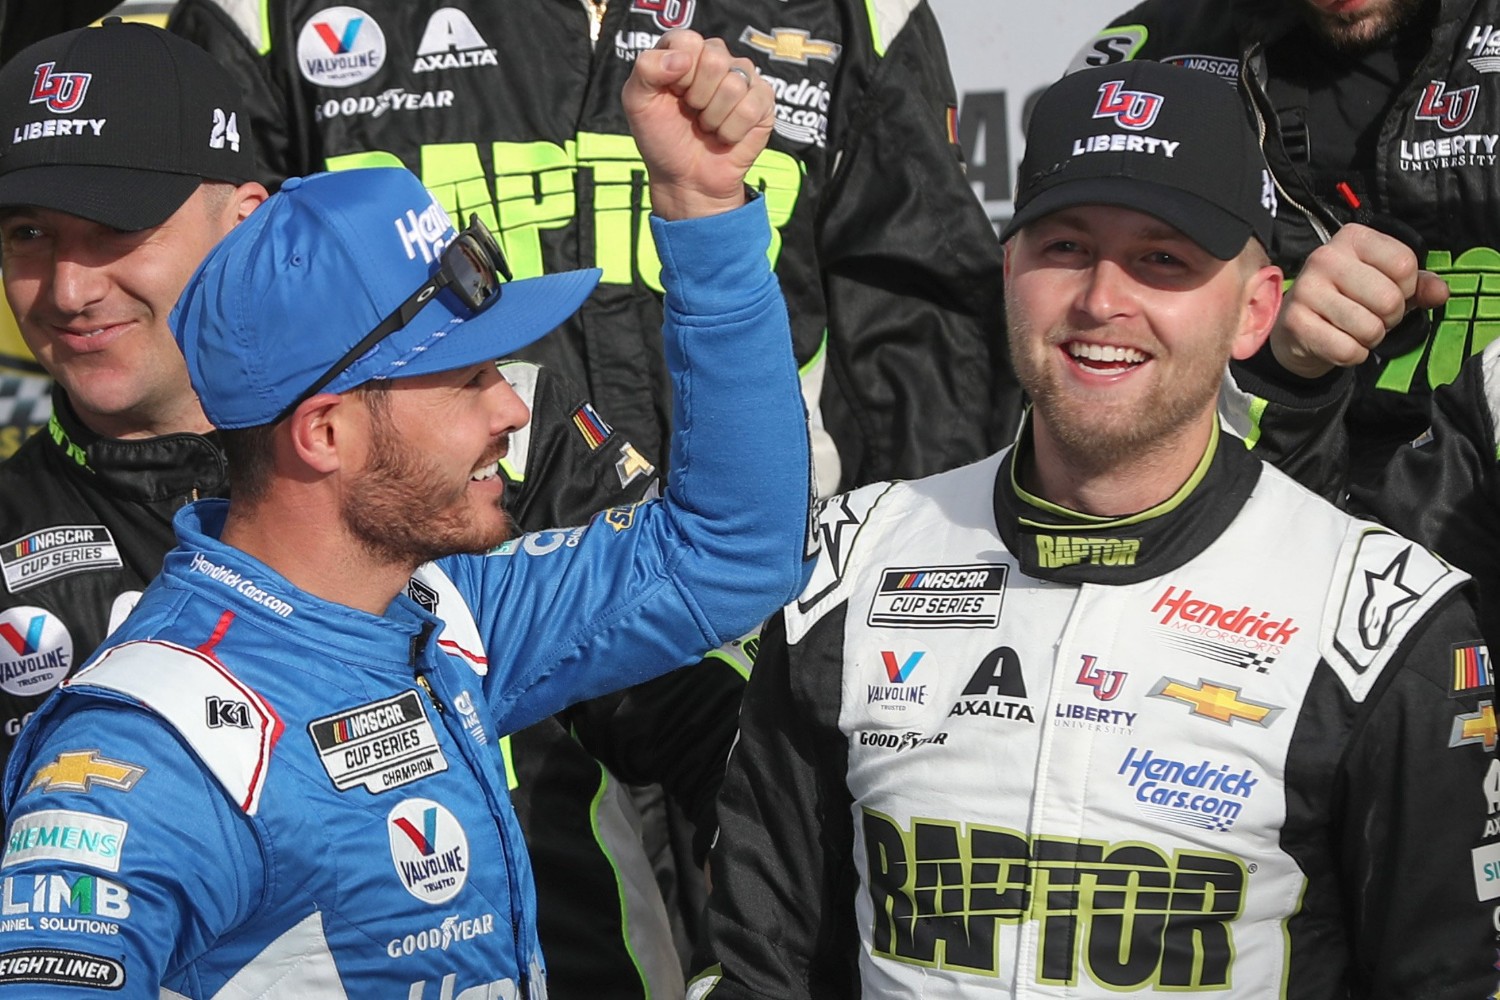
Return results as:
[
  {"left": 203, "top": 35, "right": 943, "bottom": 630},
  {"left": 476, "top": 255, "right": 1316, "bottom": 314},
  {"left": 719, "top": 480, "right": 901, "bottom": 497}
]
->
[
  {"left": 325, "top": 150, "right": 407, "bottom": 173},
  {"left": 1014, "top": 421, "right": 1220, "bottom": 529},
  {"left": 499, "top": 734, "right": 518, "bottom": 791},
  {"left": 500, "top": 456, "right": 524, "bottom": 483},
  {"left": 1088, "top": 24, "right": 1149, "bottom": 61},
  {"left": 863, "top": 0, "right": 886, "bottom": 58},
  {"left": 1241, "top": 396, "right": 1268, "bottom": 449},
  {"left": 257, "top": 0, "right": 273, "bottom": 56},
  {"left": 705, "top": 649, "right": 751, "bottom": 682},
  {"left": 587, "top": 766, "right": 653, "bottom": 996},
  {"left": 798, "top": 330, "right": 829, "bottom": 379}
]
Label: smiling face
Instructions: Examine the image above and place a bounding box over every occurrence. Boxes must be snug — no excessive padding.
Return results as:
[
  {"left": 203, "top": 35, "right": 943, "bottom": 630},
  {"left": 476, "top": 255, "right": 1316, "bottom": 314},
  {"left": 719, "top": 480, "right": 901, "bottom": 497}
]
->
[
  {"left": 340, "top": 362, "right": 531, "bottom": 568},
  {"left": 1004, "top": 204, "right": 1279, "bottom": 477},
  {"left": 0, "top": 183, "right": 259, "bottom": 439},
  {"left": 1297, "top": 0, "right": 1429, "bottom": 50}
]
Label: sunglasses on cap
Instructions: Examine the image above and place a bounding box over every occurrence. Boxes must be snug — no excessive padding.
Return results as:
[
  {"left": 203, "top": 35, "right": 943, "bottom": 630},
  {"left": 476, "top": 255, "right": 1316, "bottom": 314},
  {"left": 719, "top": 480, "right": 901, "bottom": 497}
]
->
[{"left": 274, "top": 214, "right": 514, "bottom": 424}]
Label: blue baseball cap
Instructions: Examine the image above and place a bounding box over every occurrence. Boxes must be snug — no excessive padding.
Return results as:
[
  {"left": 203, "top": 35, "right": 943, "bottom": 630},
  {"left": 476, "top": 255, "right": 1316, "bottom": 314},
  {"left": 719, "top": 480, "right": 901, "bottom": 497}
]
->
[{"left": 171, "top": 167, "right": 601, "bottom": 429}]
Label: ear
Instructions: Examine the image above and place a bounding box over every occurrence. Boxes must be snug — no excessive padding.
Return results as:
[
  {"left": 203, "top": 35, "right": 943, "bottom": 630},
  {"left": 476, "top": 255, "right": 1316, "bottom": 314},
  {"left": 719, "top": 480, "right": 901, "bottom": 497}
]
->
[
  {"left": 231, "top": 182, "right": 269, "bottom": 225},
  {"left": 284, "top": 394, "right": 348, "bottom": 475},
  {"left": 1230, "top": 263, "right": 1284, "bottom": 362}
]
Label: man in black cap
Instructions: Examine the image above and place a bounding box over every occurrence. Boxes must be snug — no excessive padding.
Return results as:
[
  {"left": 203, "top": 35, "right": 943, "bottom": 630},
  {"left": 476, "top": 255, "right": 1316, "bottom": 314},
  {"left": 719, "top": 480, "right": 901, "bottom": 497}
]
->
[
  {"left": 688, "top": 59, "right": 1495, "bottom": 1000},
  {"left": 0, "top": 18, "right": 267, "bottom": 752}
]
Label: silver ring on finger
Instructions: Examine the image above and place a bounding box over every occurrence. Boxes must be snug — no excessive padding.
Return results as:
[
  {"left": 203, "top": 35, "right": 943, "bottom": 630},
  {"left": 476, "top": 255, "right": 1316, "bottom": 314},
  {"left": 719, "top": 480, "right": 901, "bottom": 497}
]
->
[{"left": 727, "top": 66, "right": 753, "bottom": 87}]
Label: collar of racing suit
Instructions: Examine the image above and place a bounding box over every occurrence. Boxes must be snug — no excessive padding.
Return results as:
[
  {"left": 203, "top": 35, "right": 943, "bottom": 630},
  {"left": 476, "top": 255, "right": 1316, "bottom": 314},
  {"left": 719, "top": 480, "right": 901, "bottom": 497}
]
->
[
  {"left": 993, "top": 415, "right": 1264, "bottom": 586},
  {"left": 44, "top": 383, "right": 229, "bottom": 504}
]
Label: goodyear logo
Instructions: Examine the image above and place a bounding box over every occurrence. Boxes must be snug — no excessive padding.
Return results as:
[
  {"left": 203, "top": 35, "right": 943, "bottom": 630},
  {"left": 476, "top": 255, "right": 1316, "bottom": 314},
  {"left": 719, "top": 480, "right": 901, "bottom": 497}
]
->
[
  {"left": 1035, "top": 535, "right": 1139, "bottom": 569},
  {"left": 867, "top": 565, "right": 1006, "bottom": 629},
  {"left": 862, "top": 810, "right": 1245, "bottom": 986}
]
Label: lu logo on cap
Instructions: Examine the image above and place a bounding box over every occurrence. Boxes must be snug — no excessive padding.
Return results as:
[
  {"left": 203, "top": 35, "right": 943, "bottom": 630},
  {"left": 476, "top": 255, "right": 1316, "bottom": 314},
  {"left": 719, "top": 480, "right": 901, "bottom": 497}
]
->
[{"left": 28, "top": 62, "right": 90, "bottom": 114}]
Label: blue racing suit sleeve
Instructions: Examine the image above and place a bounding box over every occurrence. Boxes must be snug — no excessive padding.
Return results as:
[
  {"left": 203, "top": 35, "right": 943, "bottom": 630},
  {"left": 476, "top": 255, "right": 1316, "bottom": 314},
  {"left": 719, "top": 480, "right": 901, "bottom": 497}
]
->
[
  {"left": 0, "top": 700, "right": 263, "bottom": 997},
  {"left": 438, "top": 196, "right": 814, "bottom": 736}
]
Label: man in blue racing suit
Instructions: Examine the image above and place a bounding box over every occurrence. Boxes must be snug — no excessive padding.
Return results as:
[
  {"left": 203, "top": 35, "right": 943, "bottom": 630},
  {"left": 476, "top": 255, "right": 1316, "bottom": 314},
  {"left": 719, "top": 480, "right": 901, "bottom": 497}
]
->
[{"left": 0, "top": 31, "right": 812, "bottom": 999}]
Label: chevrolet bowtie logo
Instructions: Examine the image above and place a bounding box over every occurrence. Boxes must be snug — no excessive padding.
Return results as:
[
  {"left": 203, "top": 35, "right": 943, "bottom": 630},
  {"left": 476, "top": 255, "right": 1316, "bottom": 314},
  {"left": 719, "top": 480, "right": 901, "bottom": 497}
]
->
[
  {"left": 740, "top": 26, "right": 842, "bottom": 65},
  {"left": 1451, "top": 701, "right": 1498, "bottom": 751},
  {"left": 1149, "top": 678, "right": 1283, "bottom": 728},
  {"left": 27, "top": 749, "right": 146, "bottom": 795}
]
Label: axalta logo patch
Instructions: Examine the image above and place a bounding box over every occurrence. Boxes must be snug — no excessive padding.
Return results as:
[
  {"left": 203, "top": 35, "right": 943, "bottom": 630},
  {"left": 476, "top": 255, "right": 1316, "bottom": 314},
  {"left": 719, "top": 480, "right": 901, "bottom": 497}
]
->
[
  {"left": 1, "top": 525, "right": 120, "bottom": 594},
  {"left": 3, "top": 810, "right": 127, "bottom": 873},
  {"left": 0, "top": 607, "right": 71, "bottom": 699},
  {"left": 1116, "top": 746, "right": 1257, "bottom": 832},
  {"left": 413, "top": 8, "right": 497, "bottom": 72},
  {"left": 388, "top": 798, "right": 469, "bottom": 903},
  {"left": 948, "top": 646, "right": 1035, "bottom": 723},
  {"left": 308, "top": 691, "right": 449, "bottom": 794},
  {"left": 298, "top": 5, "right": 386, "bottom": 88},
  {"left": 867, "top": 565, "right": 1006, "bottom": 629}
]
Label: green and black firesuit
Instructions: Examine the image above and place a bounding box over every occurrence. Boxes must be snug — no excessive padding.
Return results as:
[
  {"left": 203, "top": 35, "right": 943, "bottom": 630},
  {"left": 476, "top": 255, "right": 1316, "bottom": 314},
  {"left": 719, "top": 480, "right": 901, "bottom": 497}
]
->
[{"left": 1073, "top": 0, "right": 1500, "bottom": 491}]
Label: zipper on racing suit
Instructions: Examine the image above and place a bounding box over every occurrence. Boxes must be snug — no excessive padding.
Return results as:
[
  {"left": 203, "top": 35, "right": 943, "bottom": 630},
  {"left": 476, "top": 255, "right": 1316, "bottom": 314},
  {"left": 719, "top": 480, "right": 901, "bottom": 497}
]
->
[
  {"left": 409, "top": 622, "right": 445, "bottom": 714},
  {"left": 1240, "top": 41, "right": 1335, "bottom": 246}
]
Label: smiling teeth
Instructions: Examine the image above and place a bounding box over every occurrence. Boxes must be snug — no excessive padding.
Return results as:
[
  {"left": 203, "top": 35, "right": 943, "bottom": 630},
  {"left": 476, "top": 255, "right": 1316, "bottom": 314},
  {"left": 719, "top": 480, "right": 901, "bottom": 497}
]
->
[
  {"left": 1069, "top": 343, "right": 1146, "bottom": 363},
  {"left": 470, "top": 462, "right": 500, "bottom": 482}
]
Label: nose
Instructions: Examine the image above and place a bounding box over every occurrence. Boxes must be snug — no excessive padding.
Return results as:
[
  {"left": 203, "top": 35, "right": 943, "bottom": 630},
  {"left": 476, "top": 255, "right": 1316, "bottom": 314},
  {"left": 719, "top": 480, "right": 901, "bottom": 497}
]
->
[
  {"left": 487, "top": 368, "right": 531, "bottom": 437},
  {"left": 48, "top": 248, "right": 110, "bottom": 317},
  {"left": 1073, "top": 257, "right": 1139, "bottom": 325}
]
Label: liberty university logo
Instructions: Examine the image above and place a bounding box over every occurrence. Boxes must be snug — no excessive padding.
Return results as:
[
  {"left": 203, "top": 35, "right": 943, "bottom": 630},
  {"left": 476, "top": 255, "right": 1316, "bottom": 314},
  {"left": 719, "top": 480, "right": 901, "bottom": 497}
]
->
[
  {"left": 29, "top": 62, "right": 90, "bottom": 114},
  {"left": 630, "top": 0, "right": 695, "bottom": 30},
  {"left": 1093, "top": 80, "right": 1163, "bottom": 131},
  {"left": 1415, "top": 80, "right": 1479, "bottom": 132}
]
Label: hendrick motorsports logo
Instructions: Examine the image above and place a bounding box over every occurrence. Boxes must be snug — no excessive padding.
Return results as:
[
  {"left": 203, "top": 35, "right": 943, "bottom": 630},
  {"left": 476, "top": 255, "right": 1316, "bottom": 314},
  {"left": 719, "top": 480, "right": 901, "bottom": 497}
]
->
[
  {"left": 388, "top": 798, "right": 469, "bottom": 903},
  {"left": 0, "top": 525, "right": 119, "bottom": 593}
]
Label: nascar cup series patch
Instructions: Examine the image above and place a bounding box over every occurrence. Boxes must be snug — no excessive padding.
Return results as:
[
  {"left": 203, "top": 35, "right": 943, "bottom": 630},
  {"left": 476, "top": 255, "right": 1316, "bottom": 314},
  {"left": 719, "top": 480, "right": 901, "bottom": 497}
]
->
[{"left": 308, "top": 691, "right": 448, "bottom": 794}]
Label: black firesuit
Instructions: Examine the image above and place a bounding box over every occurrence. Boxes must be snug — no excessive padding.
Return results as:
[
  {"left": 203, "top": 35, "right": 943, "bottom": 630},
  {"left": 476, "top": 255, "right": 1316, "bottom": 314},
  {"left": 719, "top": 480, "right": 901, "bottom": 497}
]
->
[
  {"left": 1076, "top": 0, "right": 1500, "bottom": 488},
  {"left": 0, "top": 363, "right": 727, "bottom": 997},
  {"left": 166, "top": 0, "right": 1018, "bottom": 495},
  {"left": 691, "top": 424, "right": 1499, "bottom": 998}
]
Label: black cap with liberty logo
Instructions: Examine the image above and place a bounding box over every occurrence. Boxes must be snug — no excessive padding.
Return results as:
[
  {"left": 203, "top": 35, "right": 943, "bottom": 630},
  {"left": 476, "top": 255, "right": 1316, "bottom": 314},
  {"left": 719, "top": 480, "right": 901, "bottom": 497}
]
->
[
  {"left": 0, "top": 18, "right": 255, "bottom": 231},
  {"left": 1000, "top": 61, "right": 1276, "bottom": 260}
]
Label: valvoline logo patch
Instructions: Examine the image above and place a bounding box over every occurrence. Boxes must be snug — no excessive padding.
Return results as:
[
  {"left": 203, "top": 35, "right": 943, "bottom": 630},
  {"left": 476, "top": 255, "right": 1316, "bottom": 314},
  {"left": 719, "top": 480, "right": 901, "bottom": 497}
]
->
[
  {"left": 297, "top": 6, "right": 386, "bottom": 88},
  {"left": 388, "top": 798, "right": 468, "bottom": 904},
  {"left": 881, "top": 651, "right": 924, "bottom": 683}
]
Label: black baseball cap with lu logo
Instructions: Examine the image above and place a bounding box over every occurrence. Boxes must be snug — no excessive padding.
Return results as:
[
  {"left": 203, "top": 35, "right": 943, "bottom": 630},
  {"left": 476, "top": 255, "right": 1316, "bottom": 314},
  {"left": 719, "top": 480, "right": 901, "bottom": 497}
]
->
[
  {"left": 0, "top": 18, "right": 256, "bottom": 231},
  {"left": 1000, "top": 61, "right": 1276, "bottom": 260}
]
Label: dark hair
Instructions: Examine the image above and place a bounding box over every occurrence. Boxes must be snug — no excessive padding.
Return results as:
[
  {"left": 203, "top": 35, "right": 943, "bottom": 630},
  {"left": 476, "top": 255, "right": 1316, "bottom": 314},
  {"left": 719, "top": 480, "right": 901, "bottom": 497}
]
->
[{"left": 220, "top": 381, "right": 391, "bottom": 506}]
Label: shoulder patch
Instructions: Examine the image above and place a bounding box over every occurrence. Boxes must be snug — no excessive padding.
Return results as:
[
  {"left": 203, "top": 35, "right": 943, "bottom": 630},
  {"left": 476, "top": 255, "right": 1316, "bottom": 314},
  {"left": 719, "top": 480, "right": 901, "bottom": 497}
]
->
[
  {"left": 1067, "top": 24, "right": 1149, "bottom": 73},
  {"left": 788, "top": 481, "right": 894, "bottom": 639},
  {"left": 64, "top": 640, "right": 283, "bottom": 815},
  {"left": 1327, "top": 529, "right": 1466, "bottom": 696}
]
